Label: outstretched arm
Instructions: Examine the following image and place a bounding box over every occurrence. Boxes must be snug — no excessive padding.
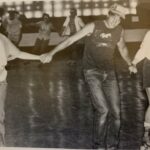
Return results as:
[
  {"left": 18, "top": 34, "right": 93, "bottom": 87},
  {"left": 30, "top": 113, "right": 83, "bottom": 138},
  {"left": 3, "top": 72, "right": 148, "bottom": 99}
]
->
[
  {"left": 132, "top": 31, "right": 150, "bottom": 66},
  {"left": 2, "top": 34, "right": 41, "bottom": 61},
  {"left": 17, "top": 51, "right": 40, "bottom": 60},
  {"left": 117, "top": 30, "right": 137, "bottom": 73},
  {"left": 117, "top": 30, "right": 132, "bottom": 66},
  {"left": 79, "top": 17, "right": 85, "bottom": 28},
  {"left": 41, "top": 23, "right": 94, "bottom": 63}
]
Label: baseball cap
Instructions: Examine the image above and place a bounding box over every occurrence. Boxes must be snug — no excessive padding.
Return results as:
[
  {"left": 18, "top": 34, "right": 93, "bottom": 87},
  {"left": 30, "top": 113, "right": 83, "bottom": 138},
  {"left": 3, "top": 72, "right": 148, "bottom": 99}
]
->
[{"left": 109, "top": 4, "right": 128, "bottom": 19}]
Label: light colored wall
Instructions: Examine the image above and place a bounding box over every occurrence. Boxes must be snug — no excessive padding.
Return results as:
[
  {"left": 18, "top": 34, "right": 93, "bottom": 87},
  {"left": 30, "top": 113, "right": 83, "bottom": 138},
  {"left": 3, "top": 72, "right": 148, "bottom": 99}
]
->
[{"left": 19, "top": 29, "right": 149, "bottom": 47}]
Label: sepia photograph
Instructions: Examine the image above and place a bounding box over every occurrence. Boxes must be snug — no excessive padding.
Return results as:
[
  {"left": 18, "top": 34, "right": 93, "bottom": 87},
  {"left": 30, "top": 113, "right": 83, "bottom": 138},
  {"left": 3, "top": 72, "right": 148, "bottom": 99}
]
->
[{"left": 0, "top": 0, "right": 150, "bottom": 150}]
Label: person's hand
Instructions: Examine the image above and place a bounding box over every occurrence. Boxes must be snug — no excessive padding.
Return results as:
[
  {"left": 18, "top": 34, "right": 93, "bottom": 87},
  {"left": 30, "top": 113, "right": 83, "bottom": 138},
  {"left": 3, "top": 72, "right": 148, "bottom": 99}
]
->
[
  {"left": 129, "top": 65, "right": 137, "bottom": 74},
  {"left": 40, "top": 53, "right": 53, "bottom": 64}
]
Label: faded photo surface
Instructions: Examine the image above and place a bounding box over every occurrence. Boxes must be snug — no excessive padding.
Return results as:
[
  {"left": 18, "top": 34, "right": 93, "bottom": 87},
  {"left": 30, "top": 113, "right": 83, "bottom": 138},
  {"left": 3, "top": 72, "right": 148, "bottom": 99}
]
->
[{"left": 0, "top": 0, "right": 149, "bottom": 150}]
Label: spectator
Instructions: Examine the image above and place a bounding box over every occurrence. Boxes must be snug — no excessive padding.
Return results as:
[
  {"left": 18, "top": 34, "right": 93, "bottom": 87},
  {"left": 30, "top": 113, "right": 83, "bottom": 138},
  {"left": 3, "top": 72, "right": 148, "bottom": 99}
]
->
[
  {"left": 61, "top": 8, "right": 85, "bottom": 36},
  {"left": 6, "top": 11, "right": 22, "bottom": 46},
  {"left": 61, "top": 8, "right": 85, "bottom": 64},
  {"left": 0, "top": 8, "right": 7, "bottom": 35},
  {"left": 33, "top": 13, "right": 54, "bottom": 54}
]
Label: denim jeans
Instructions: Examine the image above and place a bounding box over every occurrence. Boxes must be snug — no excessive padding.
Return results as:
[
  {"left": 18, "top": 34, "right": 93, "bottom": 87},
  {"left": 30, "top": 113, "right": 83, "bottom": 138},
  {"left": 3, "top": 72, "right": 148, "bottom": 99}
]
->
[{"left": 84, "top": 68, "right": 120, "bottom": 149}]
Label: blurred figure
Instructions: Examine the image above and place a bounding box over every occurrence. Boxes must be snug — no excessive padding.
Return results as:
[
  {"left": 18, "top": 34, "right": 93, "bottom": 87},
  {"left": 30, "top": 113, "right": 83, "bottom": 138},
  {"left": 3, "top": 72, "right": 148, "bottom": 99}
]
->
[
  {"left": 5, "top": 11, "right": 22, "bottom": 46},
  {"left": 0, "top": 32, "right": 44, "bottom": 146},
  {"left": 61, "top": 8, "right": 85, "bottom": 64},
  {"left": 130, "top": 31, "right": 150, "bottom": 149},
  {"left": 0, "top": 33, "right": 42, "bottom": 146},
  {"left": 61, "top": 8, "right": 85, "bottom": 36},
  {"left": 33, "top": 13, "right": 54, "bottom": 54},
  {"left": 0, "top": 8, "right": 7, "bottom": 35},
  {"left": 0, "top": 8, "right": 44, "bottom": 146},
  {"left": 0, "top": 79, "right": 6, "bottom": 146}
]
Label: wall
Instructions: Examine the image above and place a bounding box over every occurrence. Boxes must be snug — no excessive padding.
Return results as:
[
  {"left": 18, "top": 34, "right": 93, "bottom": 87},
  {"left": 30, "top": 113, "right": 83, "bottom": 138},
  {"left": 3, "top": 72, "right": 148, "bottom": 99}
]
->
[{"left": 19, "top": 29, "right": 148, "bottom": 47}]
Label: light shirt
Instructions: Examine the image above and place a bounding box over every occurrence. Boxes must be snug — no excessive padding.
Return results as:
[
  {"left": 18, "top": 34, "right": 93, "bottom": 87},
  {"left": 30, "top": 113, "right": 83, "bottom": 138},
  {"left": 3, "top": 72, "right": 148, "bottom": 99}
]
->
[
  {"left": 62, "top": 16, "right": 85, "bottom": 36},
  {"left": 0, "top": 33, "right": 20, "bottom": 82},
  {"left": 7, "top": 18, "right": 22, "bottom": 36},
  {"left": 133, "top": 31, "right": 150, "bottom": 64},
  {"left": 7, "top": 18, "right": 22, "bottom": 44},
  {"left": 36, "top": 21, "right": 53, "bottom": 40}
]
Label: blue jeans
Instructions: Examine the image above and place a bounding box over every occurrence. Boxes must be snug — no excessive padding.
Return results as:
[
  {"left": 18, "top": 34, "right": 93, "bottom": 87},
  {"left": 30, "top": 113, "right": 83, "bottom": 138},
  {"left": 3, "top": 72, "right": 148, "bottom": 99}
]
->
[{"left": 84, "top": 68, "right": 120, "bottom": 148}]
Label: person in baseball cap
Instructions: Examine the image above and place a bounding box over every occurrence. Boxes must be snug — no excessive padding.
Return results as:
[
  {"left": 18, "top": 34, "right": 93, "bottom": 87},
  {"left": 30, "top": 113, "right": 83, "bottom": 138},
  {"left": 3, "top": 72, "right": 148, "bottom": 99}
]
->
[
  {"left": 109, "top": 3, "right": 128, "bottom": 19},
  {"left": 41, "top": 3, "right": 133, "bottom": 150}
]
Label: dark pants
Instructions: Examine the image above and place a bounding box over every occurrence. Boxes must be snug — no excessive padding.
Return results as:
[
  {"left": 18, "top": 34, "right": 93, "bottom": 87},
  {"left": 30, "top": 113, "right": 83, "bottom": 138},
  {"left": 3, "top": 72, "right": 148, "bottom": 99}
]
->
[
  {"left": 69, "top": 43, "right": 84, "bottom": 60},
  {"left": 33, "top": 38, "right": 49, "bottom": 54},
  {"left": 84, "top": 68, "right": 120, "bottom": 149}
]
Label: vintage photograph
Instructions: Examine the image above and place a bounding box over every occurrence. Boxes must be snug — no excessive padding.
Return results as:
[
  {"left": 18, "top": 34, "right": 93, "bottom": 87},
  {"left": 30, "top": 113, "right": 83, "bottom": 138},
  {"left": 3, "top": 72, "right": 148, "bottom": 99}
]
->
[{"left": 0, "top": 0, "right": 150, "bottom": 150}]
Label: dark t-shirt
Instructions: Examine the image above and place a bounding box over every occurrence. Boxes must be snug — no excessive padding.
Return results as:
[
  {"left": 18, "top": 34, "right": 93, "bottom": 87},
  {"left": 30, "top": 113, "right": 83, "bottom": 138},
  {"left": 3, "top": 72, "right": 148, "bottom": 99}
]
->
[{"left": 83, "top": 21, "right": 122, "bottom": 71}]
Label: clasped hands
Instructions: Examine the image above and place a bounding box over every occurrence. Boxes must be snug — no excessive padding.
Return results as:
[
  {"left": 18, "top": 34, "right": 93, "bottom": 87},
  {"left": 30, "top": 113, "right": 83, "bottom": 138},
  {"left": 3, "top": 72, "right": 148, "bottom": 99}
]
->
[
  {"left": 40, "top": 52, "right": 53, "bottom": 64},
  {"left": 128, "top": 64, "right": 137, "bottom": 74},
  {"left": 39, "top": 53, "right": 138, "bottom": 75}
]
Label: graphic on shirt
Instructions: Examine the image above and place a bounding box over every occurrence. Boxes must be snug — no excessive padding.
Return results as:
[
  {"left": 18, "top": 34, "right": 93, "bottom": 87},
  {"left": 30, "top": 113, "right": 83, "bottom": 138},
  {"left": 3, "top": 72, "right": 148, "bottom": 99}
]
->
[
  {"left": 97, "top": 43, "right": 108, "bottom": 47},
  {"left": 93, "top": 30, "right": 113, "bottom": 48},
  {"left": 100, "top": 33, "right": 111, "bottom": 39}
]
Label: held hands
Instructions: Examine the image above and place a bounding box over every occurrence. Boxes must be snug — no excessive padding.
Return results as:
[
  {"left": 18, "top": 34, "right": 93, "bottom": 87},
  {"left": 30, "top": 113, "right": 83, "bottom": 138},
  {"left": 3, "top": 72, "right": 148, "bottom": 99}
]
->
[
  {"left": 40, "top": 53, "right": 53, "bottom": 64},
  {"left": 128, "top": 64, "right": 137, "bottom": 74}
]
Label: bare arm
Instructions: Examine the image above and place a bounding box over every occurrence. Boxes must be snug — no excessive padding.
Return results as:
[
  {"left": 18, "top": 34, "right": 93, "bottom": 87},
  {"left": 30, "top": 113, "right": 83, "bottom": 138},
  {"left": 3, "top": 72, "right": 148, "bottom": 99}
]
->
[
  {"left": 132, "top": 31, "right": 150, "bottom": 66},
  {"left": 8, "top": 51, "right": 40, "bottom": 61},
  {"left": 41, "top": 23, "right": 94, "bottom": 63},
  {"left": 132, "top": 49, "right": 145, "bottom": 66},
  {"left": 79, "top": 17, "right": 85, "bottom": 28},
  {"left": 61, "top": 17, "right": 69, "bottom": 36},
  {"left": 117, "top": 30, "right": 132, "bottom": 66},
  {"left": 5, "top": 37, "right": 40, "bottom": 61},
  {"left": 50, "top": 23, "right": 94, "bottom": 56},
  {"left": 17, "top": 51, "right": 40, "bottom": 60}
]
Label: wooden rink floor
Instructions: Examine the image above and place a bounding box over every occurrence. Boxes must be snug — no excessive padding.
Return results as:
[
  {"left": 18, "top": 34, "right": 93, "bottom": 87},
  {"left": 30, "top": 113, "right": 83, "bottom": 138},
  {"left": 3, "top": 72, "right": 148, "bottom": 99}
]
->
[{"left": 4, "top": 48, "right": 147, "bottom": 150}]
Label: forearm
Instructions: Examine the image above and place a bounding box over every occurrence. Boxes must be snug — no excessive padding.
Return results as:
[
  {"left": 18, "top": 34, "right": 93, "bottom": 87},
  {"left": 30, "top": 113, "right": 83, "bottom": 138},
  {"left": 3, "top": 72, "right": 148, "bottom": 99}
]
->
[
  {"left": 124, "top": 57, "right": 132, "bottom": 66},
  {"left": 61, "top": 27, "right": 66, "bottom": 35},
  {"left": 49, "top": 23, "right": 93, "bottom": 57},
  {"left": 120, "top": 47, "right": 132, "bottom": 66},
  {"left": 17, "top": 51, "right": 40, "bottom": 60},
  {"left": 117, "top": 32, "right": 132, "bottom": 66},
  {"left": 132, "top": 48, "right": 145, "bottom": 66},
  {"left": 50, "top": 38, "right": 74, "bottom": 57}
]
